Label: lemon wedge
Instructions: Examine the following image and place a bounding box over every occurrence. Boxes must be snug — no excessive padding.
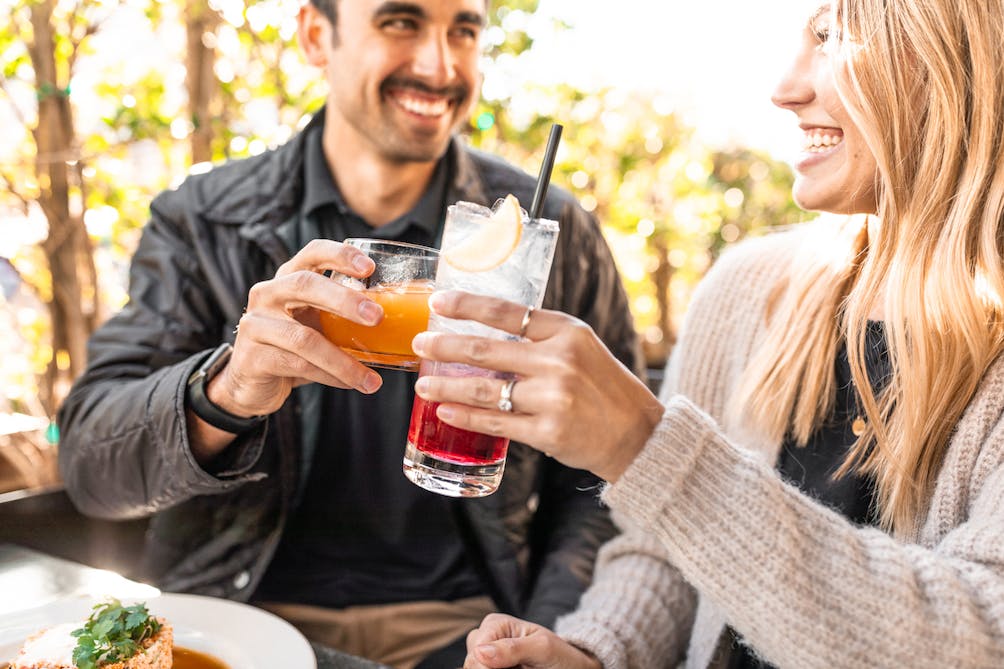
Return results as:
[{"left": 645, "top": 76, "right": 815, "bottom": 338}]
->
[{"left": 443, "top": 194, "right": 523, "bottom": 272}]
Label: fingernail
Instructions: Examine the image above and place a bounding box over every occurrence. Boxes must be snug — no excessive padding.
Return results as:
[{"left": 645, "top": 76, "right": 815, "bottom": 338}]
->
[
  {"left": 353, "top": 254, "right": 374, "bottom": 274},
  {"left": 477, "top": 645, "right": 497, "bottom": 660},
  {"left": 414, "top": 377, "right": 430, "bottom": 395},
  {"left": 412, "top": 332, "right": 432, "bottom": 354},
  {"left": 429, "top": 291, "right": 448, "bottom": 313},
  {"left": 358, "top": 300, "right": 383, "bottom": 324},
  {"left": 362, "top": 374, "right": 382, "bottom": 394},
  {"left": 437, "top": 405, "right": 455, "bottom": 420}
]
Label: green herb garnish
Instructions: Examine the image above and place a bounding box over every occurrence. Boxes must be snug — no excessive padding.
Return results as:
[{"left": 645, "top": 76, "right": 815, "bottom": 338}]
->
[{"left": 70, "top": 599, "right": 161, "bottom": 669}]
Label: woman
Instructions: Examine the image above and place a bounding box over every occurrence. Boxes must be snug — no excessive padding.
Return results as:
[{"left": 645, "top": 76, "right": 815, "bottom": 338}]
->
[{"left": 410, "top": 1, "right": 1004, "bottom": 667}]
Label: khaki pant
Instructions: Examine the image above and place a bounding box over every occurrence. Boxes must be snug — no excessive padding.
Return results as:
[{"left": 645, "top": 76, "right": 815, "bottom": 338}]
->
[{"left": 259, "top": 597, "right": 496, "bottom": 669}]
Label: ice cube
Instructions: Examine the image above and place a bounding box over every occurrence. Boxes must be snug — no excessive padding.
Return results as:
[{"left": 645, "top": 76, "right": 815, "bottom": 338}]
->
[
  {"left": 489, "top": 197, "right": 528, "bottom": 223},
  {"left": 454, "top": 201, "right": 492, "bottom": 218}
]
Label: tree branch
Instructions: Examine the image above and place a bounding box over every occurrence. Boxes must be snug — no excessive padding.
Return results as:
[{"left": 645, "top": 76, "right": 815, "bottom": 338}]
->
[
  {"left": 67, "top": 9, "right": 104, "bottom": 74},
  {"left": 0, "top": 75, "right": 30, "bottom": 129},
  {"left": 0, "top": 170, "right": 32, "bottom": 215}
]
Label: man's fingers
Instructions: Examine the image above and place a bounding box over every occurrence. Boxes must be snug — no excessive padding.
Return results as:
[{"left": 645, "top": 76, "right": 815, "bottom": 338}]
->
[
  {"left": 248, "top": 271, "right": 384, "bottom": 326},
  {"left": 236, "top": 314, "right": 382, "bottom": 393},
  {"left": 275, "top": 238, "right": 375, "bottom": 278},
  {"left": 429, "top": 291, "right": 571, "bottom": 341}
]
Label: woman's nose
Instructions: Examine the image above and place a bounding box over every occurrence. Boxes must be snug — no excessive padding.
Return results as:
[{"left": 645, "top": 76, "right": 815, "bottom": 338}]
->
[{"left": 771, "top": 44, "right": 816, "bottom": 110}]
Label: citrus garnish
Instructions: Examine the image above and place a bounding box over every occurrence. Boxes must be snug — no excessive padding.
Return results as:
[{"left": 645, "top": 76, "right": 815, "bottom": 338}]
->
[{"left": 443, "top": 194, "right": 523, "bottom": 272}]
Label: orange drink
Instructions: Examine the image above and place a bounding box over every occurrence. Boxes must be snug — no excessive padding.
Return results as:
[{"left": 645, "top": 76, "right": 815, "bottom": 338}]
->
[
  {"left": 320, "top": 279, "right": 434, "bottom": 370},
  {"left": 319, "top": 239, "right": 439, "bottom": 372}
]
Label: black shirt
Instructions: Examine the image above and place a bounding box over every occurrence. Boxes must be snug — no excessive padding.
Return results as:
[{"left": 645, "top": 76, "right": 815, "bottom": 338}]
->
[
  {"left": 726, "top": 323, "right": 889, "bottom": 668},
  {"left": 254, "top": 126, "right": 485, "bottom": 607}
]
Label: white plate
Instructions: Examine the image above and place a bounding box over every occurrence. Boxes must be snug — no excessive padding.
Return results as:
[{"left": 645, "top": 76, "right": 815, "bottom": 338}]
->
[{"left": 0, "top": 593, "right": 316, "bottom": 668}]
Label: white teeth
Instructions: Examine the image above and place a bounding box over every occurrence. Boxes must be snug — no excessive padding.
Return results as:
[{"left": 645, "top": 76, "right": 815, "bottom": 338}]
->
[
  {"left": 394, "top": 94, "right": 450, "bottom": 117},
  {"left": 803, "top": 130, "right": 843, "bottom": 152}
]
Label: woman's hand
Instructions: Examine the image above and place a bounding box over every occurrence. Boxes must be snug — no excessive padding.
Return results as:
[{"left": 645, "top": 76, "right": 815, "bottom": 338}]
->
[
  {"left": 412, "top": 290, "right": 664, "bottom": 483},
  {"left": 464, "top": 614, "right": 602, "bottom": 669}
]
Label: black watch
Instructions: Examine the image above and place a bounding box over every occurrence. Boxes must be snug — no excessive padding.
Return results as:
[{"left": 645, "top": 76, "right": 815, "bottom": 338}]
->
[{"left": 186, "top": 343, "right": 266, "bottom": 434}]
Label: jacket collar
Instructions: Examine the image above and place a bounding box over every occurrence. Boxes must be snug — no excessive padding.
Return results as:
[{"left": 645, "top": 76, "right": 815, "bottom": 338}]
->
[
  {"left": 199, "top": 106, "right": 490, "bottom": 229},
  {"left": 445, "top": 136, "right": 489, "bottom": 207}
]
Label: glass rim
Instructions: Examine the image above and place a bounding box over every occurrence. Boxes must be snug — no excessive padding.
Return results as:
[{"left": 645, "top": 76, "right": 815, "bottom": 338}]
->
[
  {"left": 344, "top": 238, "right": 440, "bottom": 256},
  {"left": 448, "top": 201, "right": 560, "bottom": 232}
]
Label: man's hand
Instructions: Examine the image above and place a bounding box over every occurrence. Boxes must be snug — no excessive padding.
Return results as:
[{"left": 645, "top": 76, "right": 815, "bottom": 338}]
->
[
  {"left": 189, "top": 240, "right": 385, "bottom": 461},
  {"left": 463, "top": 614, "right": 603, "bottom": 669}
]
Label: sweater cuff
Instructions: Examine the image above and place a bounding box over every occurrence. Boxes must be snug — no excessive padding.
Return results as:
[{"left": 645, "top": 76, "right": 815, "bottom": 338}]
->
[
  {"left": 602, "top": 394, "right": 717, "bottom": 526},
  {"left": 556, "top": 616, "right": 627, "bottom": 669}
]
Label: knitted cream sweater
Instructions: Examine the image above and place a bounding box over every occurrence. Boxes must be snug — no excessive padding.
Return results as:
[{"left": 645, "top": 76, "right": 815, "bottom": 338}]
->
[{"left": 555, "top": 223, "right": 1004, "bottom": 668}]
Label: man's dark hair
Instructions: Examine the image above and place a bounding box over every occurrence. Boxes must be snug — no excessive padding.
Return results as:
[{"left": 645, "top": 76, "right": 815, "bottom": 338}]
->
[{"left": 310, "top": 0, "right": 337, "bottom": 26}]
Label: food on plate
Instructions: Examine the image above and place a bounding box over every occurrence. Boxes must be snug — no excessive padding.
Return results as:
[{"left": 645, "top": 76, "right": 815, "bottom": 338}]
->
[{"left": 9, "top": 599, "right": 172, "bottom": 669}]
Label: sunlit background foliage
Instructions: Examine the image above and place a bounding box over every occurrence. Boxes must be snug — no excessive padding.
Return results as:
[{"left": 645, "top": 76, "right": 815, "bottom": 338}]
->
[{"left": 0, "top": 0, "right": 808, "bottom": 491}]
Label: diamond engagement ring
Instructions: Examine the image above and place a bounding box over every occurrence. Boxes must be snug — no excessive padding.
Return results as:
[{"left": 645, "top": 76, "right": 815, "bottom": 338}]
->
[
  {"left": 498, "top": 378, "right": 516, "bottom": 412},
  {"left": 519, "top": 306, "right": 534, "bottom": 339}
]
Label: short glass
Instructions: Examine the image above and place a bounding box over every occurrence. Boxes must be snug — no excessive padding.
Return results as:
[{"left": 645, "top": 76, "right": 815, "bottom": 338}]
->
[
  {"left": 318, "top": 239, "right": 438, "bottom": 372},
  {"left": 404, "top": 201, "right": 559, "bottom": 497}
]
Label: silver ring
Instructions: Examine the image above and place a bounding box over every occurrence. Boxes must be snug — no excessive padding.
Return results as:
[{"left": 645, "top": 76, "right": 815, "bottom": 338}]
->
[
  {"left": 497, "top": 378, "right": 516, "bottom": 412},
  {"left": 519, "top": 306, "right": 534, "bottom": 339}
]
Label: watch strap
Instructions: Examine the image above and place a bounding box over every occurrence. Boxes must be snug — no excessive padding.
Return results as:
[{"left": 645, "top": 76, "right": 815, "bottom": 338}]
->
[{"left": 187, "top": 343, "right": 266, "bottom": 434}]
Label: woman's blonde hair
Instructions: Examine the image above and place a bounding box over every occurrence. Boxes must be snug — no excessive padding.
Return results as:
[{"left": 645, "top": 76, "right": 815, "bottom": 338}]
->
[{"left": 733, "top": 0, "right": 1004, "bottom": 535}]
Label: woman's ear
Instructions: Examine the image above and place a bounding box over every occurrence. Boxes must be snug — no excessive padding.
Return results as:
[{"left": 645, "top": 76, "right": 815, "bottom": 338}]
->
[{"left": 297, "top": 2, "right": 332, "bottom": 67}]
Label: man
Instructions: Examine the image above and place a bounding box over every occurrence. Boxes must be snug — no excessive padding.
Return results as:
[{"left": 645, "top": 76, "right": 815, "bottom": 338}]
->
[{"left": 57, "top": 0, "right": 642, "bottom": 666}]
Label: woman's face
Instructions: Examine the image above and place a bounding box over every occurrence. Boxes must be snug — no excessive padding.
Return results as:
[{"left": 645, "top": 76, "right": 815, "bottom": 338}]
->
[{"left": 772, "top": 3, "right": 879, "bottom": 215}]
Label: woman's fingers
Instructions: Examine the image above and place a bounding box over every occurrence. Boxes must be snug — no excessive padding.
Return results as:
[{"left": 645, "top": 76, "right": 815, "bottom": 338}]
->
[
  {"left": 463, "top": 614, "right": 598, "bottom": 669},
  {"left": 429, "top": 290, "right": 572, "bottom": 341},
  {"left": 415, "top": 373, "right": 533, "bottom": 413},
  {"left": 433, "top": 403, "right": 539, "bottom": 446},
  {"left": 412, "top": 331, "right": 533, "bottom": 375}
]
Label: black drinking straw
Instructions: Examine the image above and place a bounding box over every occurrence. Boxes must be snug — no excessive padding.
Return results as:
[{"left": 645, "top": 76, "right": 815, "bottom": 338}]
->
[{"left": 529, "top": 123, "right": 563, "bottom": 220}]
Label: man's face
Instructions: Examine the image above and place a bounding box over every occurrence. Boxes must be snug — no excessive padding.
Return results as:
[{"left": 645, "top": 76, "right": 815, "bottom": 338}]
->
[{"left": 308, "top": 0, "right": 485, "bottom": 164}]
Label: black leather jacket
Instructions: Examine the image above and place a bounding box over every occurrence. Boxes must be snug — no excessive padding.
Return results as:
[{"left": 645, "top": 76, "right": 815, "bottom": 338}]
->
[{"left": 57, "top": 113, "right": 643, "bottom": 628}]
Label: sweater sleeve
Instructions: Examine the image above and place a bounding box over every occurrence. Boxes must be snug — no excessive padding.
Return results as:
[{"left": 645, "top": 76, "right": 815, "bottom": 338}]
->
[
  {"left": 599, "top": 394, "right": 1004, "bottom": 669},
  {"left": 552, "top": 340, "right": 698, "bottom": 668},
  {"left": 551, "top": 232, "right": 791, "bottom": 669}
]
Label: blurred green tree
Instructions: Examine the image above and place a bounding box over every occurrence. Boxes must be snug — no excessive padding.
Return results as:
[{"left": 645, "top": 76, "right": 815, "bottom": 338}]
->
[
  {"left": 1, "top": 0, "right": 107, "bottom": 417},
  {"left": 0, "top": 0, "right": 803, "bottom": 464},
  {"left": 470, "top": 83, "right": 806, "bottom": 364}
]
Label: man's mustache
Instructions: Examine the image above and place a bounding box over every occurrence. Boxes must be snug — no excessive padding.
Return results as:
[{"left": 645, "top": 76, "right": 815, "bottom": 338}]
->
[{"left": 382, "top": 76, "right": 470, "bottom": 103}]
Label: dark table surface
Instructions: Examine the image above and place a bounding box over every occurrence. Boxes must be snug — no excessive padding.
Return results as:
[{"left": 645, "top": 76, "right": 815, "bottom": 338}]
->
[{"left": 0, "top": 543, "right": 388, "bottom": 669}]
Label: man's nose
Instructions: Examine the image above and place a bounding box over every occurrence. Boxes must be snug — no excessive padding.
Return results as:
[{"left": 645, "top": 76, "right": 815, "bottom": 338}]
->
[{"left": 412, "top": 31, "right": 456, "bottom": 84}]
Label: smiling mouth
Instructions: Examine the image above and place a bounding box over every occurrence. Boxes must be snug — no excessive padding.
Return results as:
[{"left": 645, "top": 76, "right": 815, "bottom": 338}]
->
[
  {"left": 394, "top": 95, "right": 449, "bottom": 117},
  {"left": 803, "top": 128, "right": 844, "bottom": 153},
  {"left": 384, "top": 85, "right": 460, "bottom": 120}
]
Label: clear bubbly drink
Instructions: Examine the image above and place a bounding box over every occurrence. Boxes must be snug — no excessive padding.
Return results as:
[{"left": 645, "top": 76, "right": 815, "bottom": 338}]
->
[{"left": 403, "top": 197, "right": 558, "bottom": 497}]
